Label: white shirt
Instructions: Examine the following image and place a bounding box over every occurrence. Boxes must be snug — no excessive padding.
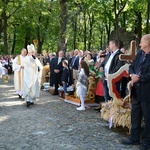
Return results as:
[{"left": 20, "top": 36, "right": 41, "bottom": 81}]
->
[
  {"left": 104, "top": 49, "right": 119, "bottom": 78},
  {"left": 79, "top": 57, "right": 82, "bottom": 64},
  {"left": 57, "top": 57, "right": 62, "bottom": 64},
  {"left": 72, "top": 55, "right": 78, "bottom": 66}
]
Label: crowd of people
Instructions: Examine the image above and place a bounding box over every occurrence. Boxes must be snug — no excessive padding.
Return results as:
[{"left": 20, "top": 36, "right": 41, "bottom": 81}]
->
[
  {"left": 43, "top": 40, "right": 127, "bottom": 111},
  {"left": 0, "top": 34, "right": 150, "bottom": 150},
  {"left": 0, "top": 54, "right": 14, "bottom": 75},
  {"left": 0, "top": 40, "right": 135, "bottom": 110},
  {"left": 1, "top": 40, "right": 125, "bottom": 109}
]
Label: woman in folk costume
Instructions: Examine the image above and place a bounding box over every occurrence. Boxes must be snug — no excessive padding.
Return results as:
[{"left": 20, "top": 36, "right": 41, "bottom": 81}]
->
[
  {"left": 12, "top": 48, "right": 27, "bottom": 98},
  {"left": 23, "top": 44, "right": 43, "bottom": 107},
  {"left": 94, "top": 55, "right": 105, "bottom": 111},
  {"left": 94, "top": 69, "right": 105, "bottom": 111},
  {"left": 85, "top": 52, "right": 96, "bottom": 76},
  {"left": 76, "top": 61, "right": 89, "bottom": 111}
]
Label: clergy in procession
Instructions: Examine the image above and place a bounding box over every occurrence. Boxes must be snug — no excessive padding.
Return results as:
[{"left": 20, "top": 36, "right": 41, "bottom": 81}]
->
[
  {"left": 23, "top": 44, "right": 43, "bottom": 107},
  {"left": 12, "top": 48, "right": 27, "bottom": 98}
]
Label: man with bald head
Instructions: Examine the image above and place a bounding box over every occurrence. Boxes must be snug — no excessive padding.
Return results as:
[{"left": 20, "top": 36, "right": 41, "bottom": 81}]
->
[
  {"left": 122, "top": 34, "right": 150, "bottom": 150},
  {"left": 13, "top": 48, "right": 27, "bottom": 98}
]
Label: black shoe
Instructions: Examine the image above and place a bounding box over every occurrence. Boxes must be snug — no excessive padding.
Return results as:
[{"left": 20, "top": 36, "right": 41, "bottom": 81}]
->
[
  {"left": 18, "top": 94, "right": 22, "bottom": 99},
  {"left": 52, "top": 93, "right": 58, "bottom": 95},
  {"left": 94, "top": 107, "right": 101, "bottom": 111},
  {"left": 140, "top": 145, "right": 150, "bottom": 150},
  {"left": 26, "top": 102, "right": 31, "bottom": 108},
  {"left": 30, "top": 102, "right": 34, "bottom": 105},
  {"left": 121, "top": 139, "right": 140, "bottom": 145}
]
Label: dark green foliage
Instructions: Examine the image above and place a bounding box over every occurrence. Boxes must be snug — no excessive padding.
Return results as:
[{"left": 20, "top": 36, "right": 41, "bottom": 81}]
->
[{"left": 0, "top": 0, "right": 149, "bottom": 54}]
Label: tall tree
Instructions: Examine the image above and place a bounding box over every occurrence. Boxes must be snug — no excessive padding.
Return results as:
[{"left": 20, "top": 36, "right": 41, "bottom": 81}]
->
[
  {"left": 146, "top": 0, "right": 150, "bottom": 33},
  {"left": 0, "top": 0, "right": 149, "bottom": 54},
  {"left": 1, "top": 0, "right": 9, "bottom": 54},
  {"left": 0, "top": 0, "right": 21, "bottom": 54},
  {"left": 58, "top": 0, "right": 68, "bottom": 52},
  {"left": 113, "top": 0, "right": 127, "bottom": 42},
  {"left": 87, "top": 12, "right": 94, "bottom": 50}
]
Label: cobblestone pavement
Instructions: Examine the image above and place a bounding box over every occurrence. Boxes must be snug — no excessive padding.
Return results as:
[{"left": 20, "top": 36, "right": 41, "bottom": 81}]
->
[{"left": 0, "top": 75, "right": 139, "bottom": 150}]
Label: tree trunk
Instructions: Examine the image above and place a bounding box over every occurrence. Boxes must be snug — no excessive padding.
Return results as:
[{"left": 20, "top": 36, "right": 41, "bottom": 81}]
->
[
  {"left": 3, "top": 10, "right": 8, "bottom": 54},
  {"left": 113, "top": 0, "right": 126, "bottom": 43},
  {"left": 134, "top": 11, "right": 142, "bottom": 44},
  {"left": 146, "top": 0, "right": 150, "bottom": 33},
  {"left": 122, "top": 12, "right": 126, "bottom": 28},
  {"left": 105, "top": 18, "right": 111, "bottom": 44},
  {"left": 103, "top": 29, "right": 106, "bottom": 48},
  {"left": 71, "top": 14, "right": 77, "bottom": 50},
  {"left": 114, "top": 0, "right": 119, "bottom": 42},
  {"left": 83, "top": 10, "right": 86, "bottom": 50},
  {"left": 37, "top": 40, "right": 44, "bottom": 54},
  {"left": 36, "top": 12, "right": 49, "bottom": 54},
  {"left": 58, "top": 0, "right": 68, "bottom": 53},
  {"left": 88, "top": 13, "right": 94, "bottom": 51},
  {"left": 11, "top": 29, "right": 16, "bottom": 54},
  {"left": 24, "top": 30, "right": 30, "bottom": 49},
  {"left": 99, "top": 25, "right": 103, "bottom": 49},
  {"left": 0, "top": 18, "right": 3, "bottom": 37},
  {"left": 137, "top": 12, "right": 142, "bottom": 44},
  {"left": 73, "top": 18, "right": 77, "bottom": 50}
]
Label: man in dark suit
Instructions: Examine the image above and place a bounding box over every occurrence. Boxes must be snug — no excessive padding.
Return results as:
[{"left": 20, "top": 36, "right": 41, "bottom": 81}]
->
[
  {"left": 70, "top": 50, "right": 84, "bottom": 81},
  {"left": 122, "top": 34, "right": 150, "bottom": 150},
  {"left": 100, "top": 39, "right": 125, "bottom": 102},
  {"left": 47, "top": 53, "right": 56, "bottom": 87},
  {"left": 68, "top": 51, "right": 74, "bottom": 85},
  {"left": 53, "top": 51, "right": 64, "bottom": 95},
  {"left": 69, "top": 49, "right": 79, "bottom": 82},
  {"left": 68, "top": 51, "right": 74, "bottom": 64}
]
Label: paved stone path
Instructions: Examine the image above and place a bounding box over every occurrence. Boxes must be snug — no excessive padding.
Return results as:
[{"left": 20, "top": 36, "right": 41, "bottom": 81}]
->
[{"left": 0, "top": 75, "right": 139, "bottom": 150}]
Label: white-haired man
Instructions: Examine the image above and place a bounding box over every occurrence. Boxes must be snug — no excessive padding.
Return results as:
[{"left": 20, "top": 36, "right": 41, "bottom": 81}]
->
[{"left": 23, "top": 44, "right": 43, "bottom": 107}]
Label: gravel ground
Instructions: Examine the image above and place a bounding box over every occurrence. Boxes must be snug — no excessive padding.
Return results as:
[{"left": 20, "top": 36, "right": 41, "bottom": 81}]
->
[{"left": 0, "top": 75, "right": 139, "bottom": 150}]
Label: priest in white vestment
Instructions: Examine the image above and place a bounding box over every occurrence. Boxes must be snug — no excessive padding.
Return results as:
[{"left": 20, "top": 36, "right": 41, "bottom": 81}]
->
[
  {"left": 23, "top": 44, "right": 43, "bottom": 107},
  {"left": 12, "top": 48, "right": 27, "bottom": 98}
]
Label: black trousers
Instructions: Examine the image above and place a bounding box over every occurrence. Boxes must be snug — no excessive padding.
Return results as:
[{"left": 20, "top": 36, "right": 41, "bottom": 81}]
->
[
  {"left": 130, "top": 97, "right": 150, "bottom": 146},
  {"left": 50, "top": 72, "right": 55, "bottom": 87},
  {"left": 120, "top": 77, "right": 128, "bottom": 98},
  {"left": 69, "top": 69, "right": 73, "bottom": 85},
  {"left": 54, "top": 73, "right": 62, "bottom": 94}
]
